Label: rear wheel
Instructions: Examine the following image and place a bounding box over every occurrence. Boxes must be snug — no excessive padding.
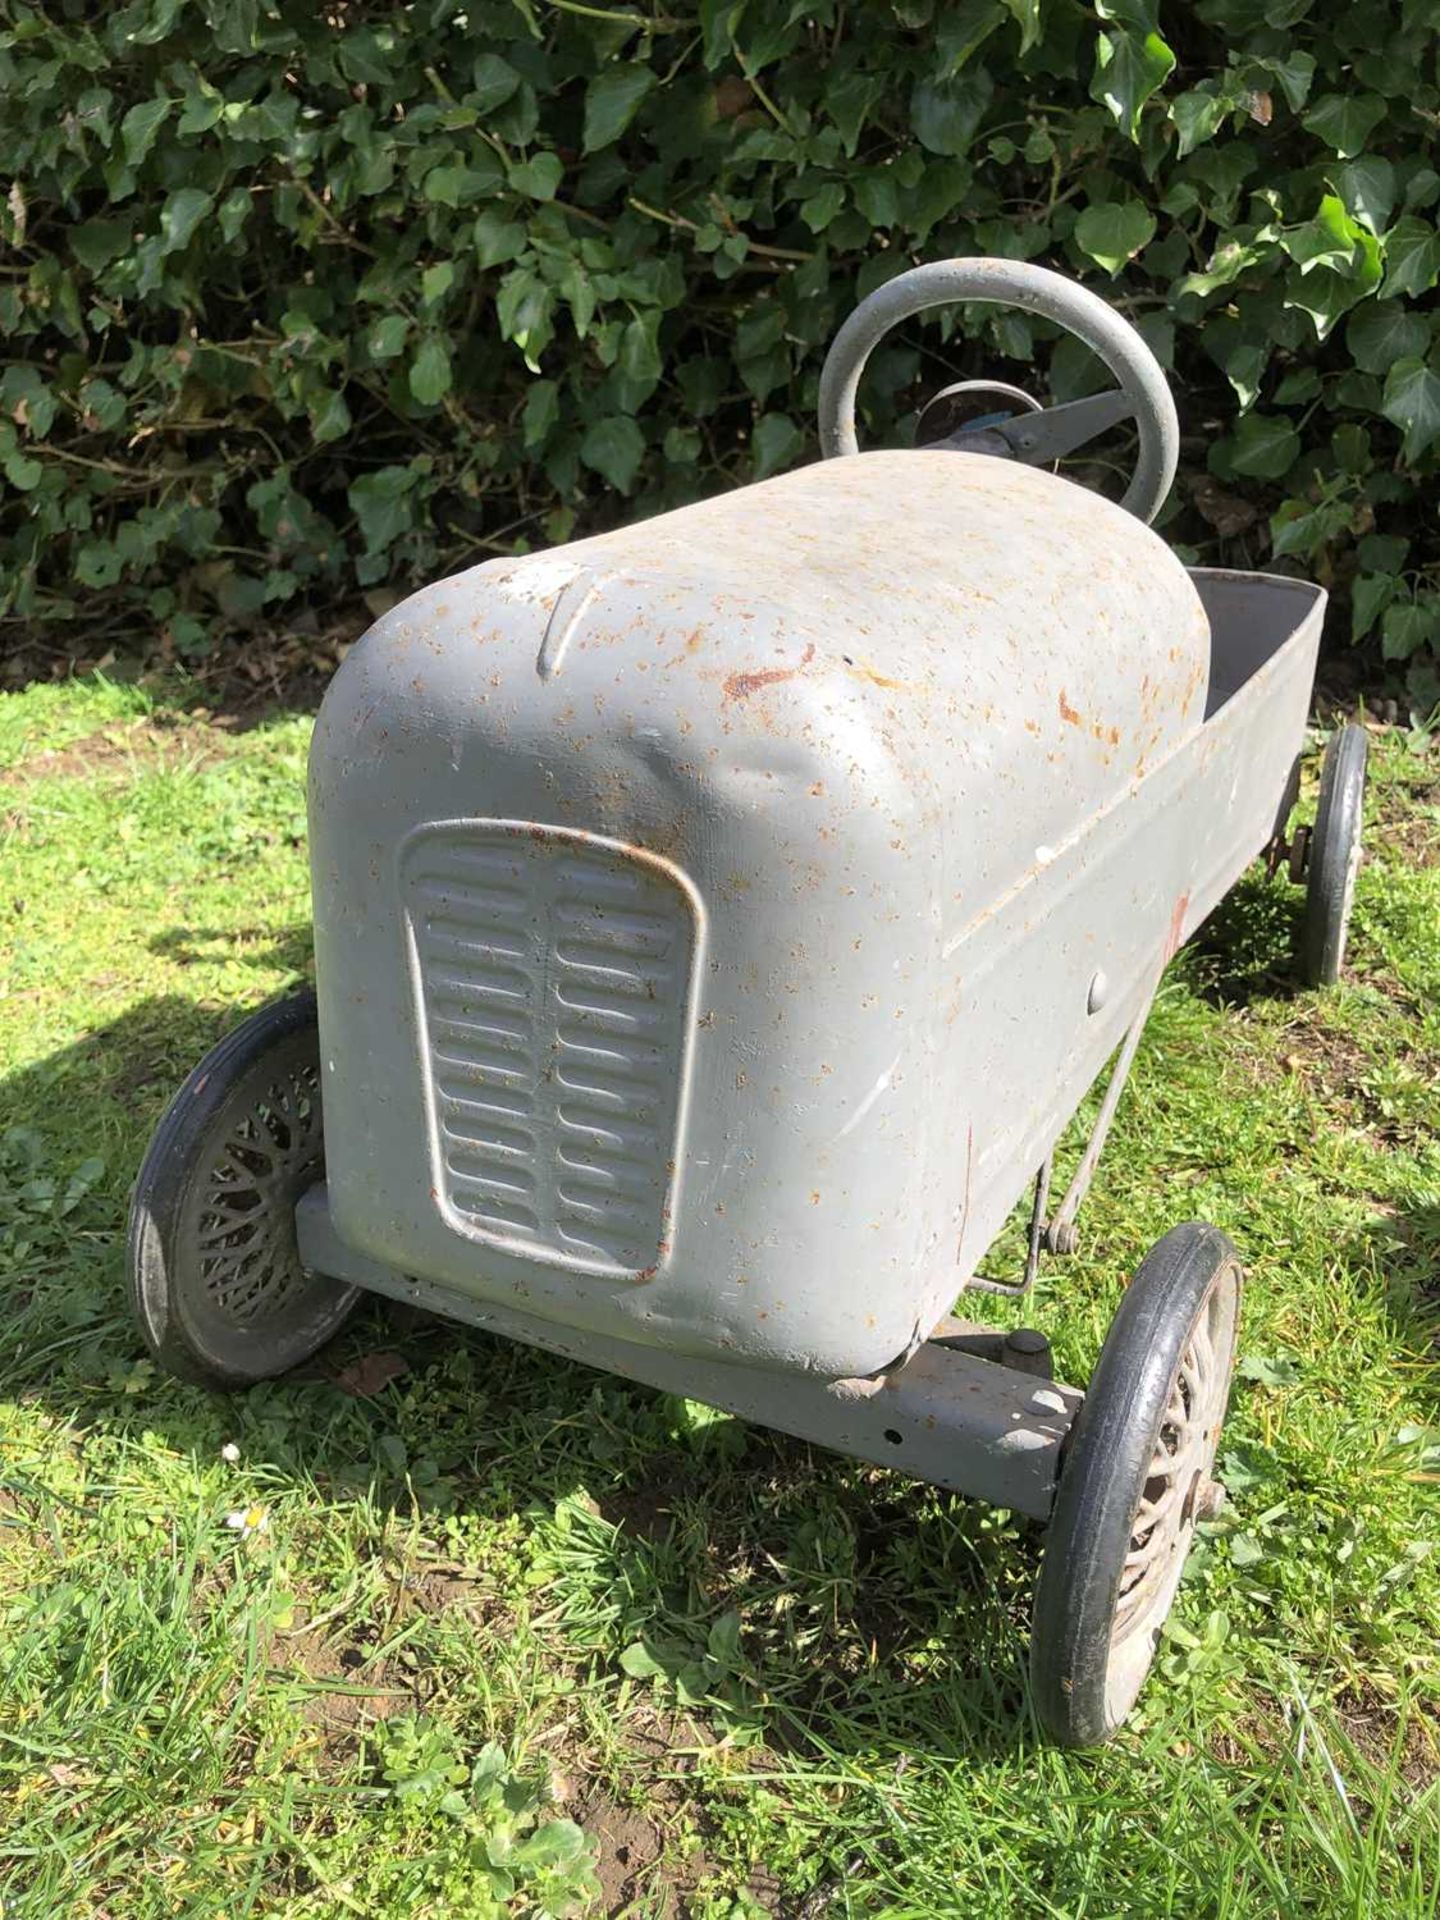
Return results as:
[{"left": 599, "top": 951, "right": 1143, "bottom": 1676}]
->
[
  {"left": 1297, "top": 724, "right": 1368, "bottom": 988},
  {"left": 127, "top": 990, "right": 359, "bottom": 1387},
  {"left": 1030, "top": 1222, "right": 1242, "bottom": 1747}
]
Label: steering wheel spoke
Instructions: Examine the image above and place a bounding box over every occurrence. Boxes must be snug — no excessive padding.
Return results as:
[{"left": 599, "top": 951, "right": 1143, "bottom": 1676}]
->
[{"left": 992, "top": 389, "right": 1136, "bottom": 464}]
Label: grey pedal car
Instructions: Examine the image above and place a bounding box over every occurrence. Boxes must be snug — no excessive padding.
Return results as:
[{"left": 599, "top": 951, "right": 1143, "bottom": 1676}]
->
[{"left": 129, "top": 259, "right": 1367, "bottom": 1746}]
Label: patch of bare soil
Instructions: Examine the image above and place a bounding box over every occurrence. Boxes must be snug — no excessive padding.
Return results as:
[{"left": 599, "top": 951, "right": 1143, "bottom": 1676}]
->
[
  {"left": 272, "top": 1622, "right": 415, "bottom": 1740},
  {"left": 0, "top": 710, "right": 238, "bottom": 787},
  {"left": 572, "top": 1790, "right": 672, "bottom": 1915},
  {"left": 1374, "top": 807, "right": 1440, "bottom": 871},
  {"left": 3, "top": 606, "right": 366, "bottom": 723},
  {"left": 1333, "top": 1681, "right": 1439, "bottom": 1791},
  {"left": 550, "top": 1706, "right": 717, "bottom": 1916}
]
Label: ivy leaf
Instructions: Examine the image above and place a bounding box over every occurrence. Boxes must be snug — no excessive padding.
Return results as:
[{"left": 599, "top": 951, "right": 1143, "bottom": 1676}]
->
[
  {"left": 1382, "top": 598, "right": 1440, "bottom": 662},
  {"left": 1171, "top": 87, "right": 1227, "bottom": 158},
  {"left": 422, "top": 163, "right": 501, "bottom": 208},
  {"left": 1281, "top": 195, "right": 1367, "bottom": 276},
  {"left": 522, "top": 379, "right": 559, "bottom": 450},
  {"left": 509, "top": 150, "right": 563, "bottom": 200},
  {"left": 1380, "top": 217, "right": 1440, "bottom": 300},
  {"left": 1350, "top": 572, "right": 1396, "bottom": 643},
  {"left": 1255, "top": 49, "right": 1315, "bottom": 113},
  {"left": 2, "top": 447, "right": 43, "bottom": 492},
  {"left": 121, "top": 97, "right": 171, "bottom": 166},
  {"left": 1381, "top": 357, "right": 1440, "bottom": 463},
  {"left": 1346, "top": 303, "right": 1430, "bottom": 377},
  {"left": 310, "top": 389, "right": 352, "bottom": 444},
  {"left": 348, "top": 464, "right": 424, "bottom": 555},
  {"left": 751, "top": 411, "right": 804, "bottom": 479},
  {"left": 1226, "top": 413, "right": 1300, "bottom": 480},
  {"left": 936, "top": 0, "right": 1005, "bottom": 73},
  {"left": 471, "top": 53, "right": 521, "bottom": 114},
  {"left": 583, "top": 65, "right": 655, "bottom": 152},
  {"left": 911, "top": 70, "right": 994, "bottom": 157},
  {"left": 800, "top": 182, "right": 845, "bottom": 232},
  {"left": 70, "top": 219, "right": 130, "bottom": 273},
  {"left": 421, "top": 262, "right": 456, "bottom": 307},
  {"left": 1302, "top": 92, "right": 1387, "bottom": 160},
  {"left": 1333, "top": 158, "right": 1395, "bottom": 238},
  {"left": 579, "top": 415, "right": 644, "bottom": 491},
  {"left": 409, "top": 336, "right": 453, "bottom": 406},
  {"left": 1091, "top": 27, "right": 1175, "bottom": 142},
  {"left": 1073, "top": 200, "right": 1155, "bottom": 275},
  {"left": 159, "top": 188, "right": 212, "bottom": 256},
  {"left": 368, "top": 314, "right": 410, "bottom": 361},
  {"left": 1000, "top": 0, "right": 1043, "bottom": 54},
  {"left": 473, "top": 211, "right": 527, "bottom": 270},
  {"left": 825, "top": 69, "right": 886, "bottom": 153}
]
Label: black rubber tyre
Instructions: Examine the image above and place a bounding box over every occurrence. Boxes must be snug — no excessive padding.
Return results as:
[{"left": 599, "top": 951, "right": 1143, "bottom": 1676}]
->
[
  {"left": 127, "top": 990, "right": 359, "bottom": 1388},
  {"left": 1297, "top": 725, "right": 1368, "bottom": 988},
  {"left": 1030, "top": 1222, "right": 1242, "bottom": 1747}
]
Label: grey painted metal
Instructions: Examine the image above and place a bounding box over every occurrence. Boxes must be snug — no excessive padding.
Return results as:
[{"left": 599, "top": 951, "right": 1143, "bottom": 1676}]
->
[
  {"left": 308, "top": 466, "right": 1324, "bottom": 1385},
  {"left": 817, "top": 258, "right": 1180, "bottom": 522},
  {"left": 295, "top": 1186, "right": 1081, "bottom": 1520},
  {"left": 310, "top": 450, "right": 1220, "bottom": 1382},
  {"left": 1043, "top": 966, "right": 1164, "bottom": 1253},
  {"left": 306, "top": 251, "right": 1326, "bottom": 1399}
]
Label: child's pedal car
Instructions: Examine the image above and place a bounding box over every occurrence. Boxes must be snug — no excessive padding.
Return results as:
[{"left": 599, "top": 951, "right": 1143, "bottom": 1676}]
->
[{"left": 129, "top": 259, "right": 1365, "bottom": 1746}]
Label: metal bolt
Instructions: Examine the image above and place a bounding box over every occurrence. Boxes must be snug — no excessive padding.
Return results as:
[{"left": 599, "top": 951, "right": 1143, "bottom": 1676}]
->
[
  {"left": 1047, "top": 1220, "right": 1080, "bottom": 1256},
  {"left": 1006, "top": 1327, "right": 1049, "bottom": 1355},
  {"left": 1087, "top": 969, "right": 1109, "bottom": 1014},
  {"left": 1002, "top": 1325, "right": 1053, "bottom": 1380}
]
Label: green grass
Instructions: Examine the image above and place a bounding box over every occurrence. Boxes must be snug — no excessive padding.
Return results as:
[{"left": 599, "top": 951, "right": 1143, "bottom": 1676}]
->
[{"left": 1, "top": 676, "right": 1437, "bottom": 1918}]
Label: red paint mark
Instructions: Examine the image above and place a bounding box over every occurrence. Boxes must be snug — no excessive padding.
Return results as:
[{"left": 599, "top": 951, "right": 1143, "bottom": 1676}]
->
[
  {"left": 1166, "top": 890, "right": 1190, "bottom": 959},
  {"left": 1058, "top": 689, "right": 1081, "bottom": 726}
]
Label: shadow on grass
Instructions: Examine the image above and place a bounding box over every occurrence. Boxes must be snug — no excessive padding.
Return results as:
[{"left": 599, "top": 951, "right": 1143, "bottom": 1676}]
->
[
  {"left": 1, "top": 980, "right": 1044, "bottom": 1775},
  {"left": 1188, "top": 866, "right": 1305, "bottom": 1008},
  {"left": 147, "top": 923, "right": 317, "bottom": 976}
]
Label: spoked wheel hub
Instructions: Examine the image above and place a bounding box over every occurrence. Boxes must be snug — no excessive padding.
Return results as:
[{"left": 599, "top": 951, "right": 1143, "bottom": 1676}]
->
[
  {"left": 1030, "top": 1222, "right": 1242, "bottom": 1747},
  {"left": 128, "top": 990, "right": 360, "bottom": 1387},
  {"left": 194, "top": 1054, "right": 323, "bottom": 1321},
  {"left": 1101, "top": 1270, "right": 1237, "bottom": 1726}
]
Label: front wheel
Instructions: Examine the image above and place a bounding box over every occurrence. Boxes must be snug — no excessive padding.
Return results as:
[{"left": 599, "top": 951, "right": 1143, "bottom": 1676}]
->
[
  {"left": 127, "top": 990, "right": 359, "bottom": 1388},
  {"left": 1029, "top": 1222, "right": 1242, "bottom": 1747}
]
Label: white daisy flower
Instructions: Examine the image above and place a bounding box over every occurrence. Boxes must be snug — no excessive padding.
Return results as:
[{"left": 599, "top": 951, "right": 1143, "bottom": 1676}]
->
[{"left": 225, "top": 1505, "right": 270, "bottom": 1536}]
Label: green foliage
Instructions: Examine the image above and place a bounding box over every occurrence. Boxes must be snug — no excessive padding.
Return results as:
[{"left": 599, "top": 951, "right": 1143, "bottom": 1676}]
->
[{"left": 1, "top": 0, "right": 1438, "bottom": 711}]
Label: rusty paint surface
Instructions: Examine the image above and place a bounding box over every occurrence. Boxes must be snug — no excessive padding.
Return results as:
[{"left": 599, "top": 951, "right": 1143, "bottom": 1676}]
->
[{"left": 308, "top": 450, "right": 1325, "bottom": 1382}]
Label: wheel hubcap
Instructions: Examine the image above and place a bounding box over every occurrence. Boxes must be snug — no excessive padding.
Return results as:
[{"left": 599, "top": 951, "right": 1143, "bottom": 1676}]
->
[
  {"left": 197, "top": 1060, "right": 322, "bottom": 1321},
  {"left": 1105, "top": 1272, "right": 1236, "bottom": 1719}
]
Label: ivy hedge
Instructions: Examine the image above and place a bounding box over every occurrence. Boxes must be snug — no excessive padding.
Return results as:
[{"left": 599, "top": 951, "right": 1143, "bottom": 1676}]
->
[{"left": 2, "top": 0, "right": 1438, "bottom": 712}]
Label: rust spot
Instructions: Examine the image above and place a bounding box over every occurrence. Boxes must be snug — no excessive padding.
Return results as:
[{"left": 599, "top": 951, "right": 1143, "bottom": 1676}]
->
[
  {"left": 843, "top": 657, "right": 906, "bottom": 691},
  {"left": 1166, "top": 890, "right": 1190, "bottom": 959},
  {"left": 721, "top": 641, "right": 815, "bottom": 702},
  {"left": 1058, "top": 689, "right": 1081, "bottom": 726}
]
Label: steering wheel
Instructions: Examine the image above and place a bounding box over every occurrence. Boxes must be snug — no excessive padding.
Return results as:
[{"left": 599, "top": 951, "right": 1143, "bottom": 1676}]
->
[{"left": 817, "top": 258, "right": 1179, "bottom": 525}]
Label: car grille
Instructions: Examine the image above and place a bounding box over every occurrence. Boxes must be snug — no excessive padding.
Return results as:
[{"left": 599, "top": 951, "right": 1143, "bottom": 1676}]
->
[{"left": 401, "top": 822, "right": 698, "bottom": 1278}]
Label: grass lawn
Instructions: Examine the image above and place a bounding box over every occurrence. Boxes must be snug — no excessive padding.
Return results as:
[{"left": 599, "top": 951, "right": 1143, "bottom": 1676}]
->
[{"left": 1, "top": 672, "right": 1437, "bottom": 1918}]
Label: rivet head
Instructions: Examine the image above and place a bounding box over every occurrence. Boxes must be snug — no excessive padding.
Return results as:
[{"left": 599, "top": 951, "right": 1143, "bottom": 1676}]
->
[{"left": 1087, "top": 969, "right": 1109, "bottom": 1014}]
